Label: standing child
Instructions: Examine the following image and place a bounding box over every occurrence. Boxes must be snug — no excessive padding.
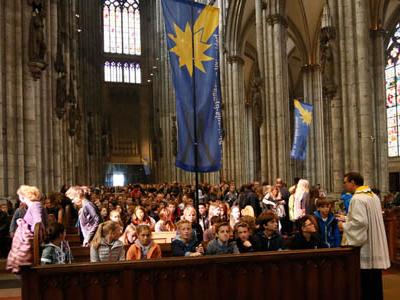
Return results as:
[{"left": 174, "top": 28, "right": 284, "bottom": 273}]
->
[
  {"left": 41, "top": 223, "right": 72, "bottom": 264},
  {"left": 90, "top": 221, "right": 125, "bottom": 262},
  {"left": 206, "top": 222, "right": 239, "bottom": 255},
  {"left": 172, "top": 220, "right": 204, "bottom": 257},
  {"left": 313, "top": 198, "right": 341, "bottom": 248},
  {"left": 126, "top": 225, "right": 162, "bottom": 260},
  {"left": 235, "top": 222, "right": 254, "bottom": 253}
]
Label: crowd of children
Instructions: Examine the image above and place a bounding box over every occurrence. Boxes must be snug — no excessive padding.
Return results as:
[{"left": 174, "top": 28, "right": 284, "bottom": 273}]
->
[{"left": 2, "top": 179, "right": 348, "bottom": 267}]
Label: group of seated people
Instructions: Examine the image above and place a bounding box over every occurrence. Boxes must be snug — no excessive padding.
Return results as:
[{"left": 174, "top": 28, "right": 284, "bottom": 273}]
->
[
  {"left": 2, "top": 179, "right": 345, "bottom": 270},
  {"left": 37, "top": 181, "right": 342, "bottom": 265}
]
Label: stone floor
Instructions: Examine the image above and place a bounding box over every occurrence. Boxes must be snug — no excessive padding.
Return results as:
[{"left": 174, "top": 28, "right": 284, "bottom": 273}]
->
[{"left": 1, "top": 263, "right": 400, "bottom": 299}]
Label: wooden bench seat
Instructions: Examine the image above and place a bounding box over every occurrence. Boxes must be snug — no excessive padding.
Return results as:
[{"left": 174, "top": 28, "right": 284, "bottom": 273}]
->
[{"left": 22, "top": 247, "right": 361, "bottom": 300}]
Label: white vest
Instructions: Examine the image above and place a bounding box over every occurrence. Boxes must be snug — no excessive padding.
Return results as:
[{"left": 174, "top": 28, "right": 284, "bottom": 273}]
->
[{"left": 343, "top": 186, "right": 390, "bottom": 269}]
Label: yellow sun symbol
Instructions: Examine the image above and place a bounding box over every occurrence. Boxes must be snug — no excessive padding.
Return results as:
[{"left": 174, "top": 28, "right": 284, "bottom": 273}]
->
[
  {"left": 294, "top": 99, "right": 312, "bottom": 125},
  {"left": 167, "top": 6, "right": 219, "bottom": 77}
]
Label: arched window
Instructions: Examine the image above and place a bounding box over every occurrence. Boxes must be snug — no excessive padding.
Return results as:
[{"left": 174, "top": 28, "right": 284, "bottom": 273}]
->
[
  {"left": 103, "top": 0, "right": 141, "bottom": 84},
  {"left": 104, "top": 61, "right": 141, "bottom": 83},
  {"left": 386, "top": 23, "right": 400, "bottom": 157},
  {"left": 103, "top": 0, "right": 141, "bottom": 55}
]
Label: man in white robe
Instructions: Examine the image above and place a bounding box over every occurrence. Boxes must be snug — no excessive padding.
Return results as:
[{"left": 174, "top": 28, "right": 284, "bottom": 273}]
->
[{"left": 342, "top": 172, "right": 390, "bottom": 300}]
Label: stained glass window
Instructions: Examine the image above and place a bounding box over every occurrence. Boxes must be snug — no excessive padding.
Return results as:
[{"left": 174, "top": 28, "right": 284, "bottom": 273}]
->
[
  {"left": 103, "top": 0, "right": 141, "bottom": 55},
  {"left": 104, "top": 61, "right": 141, "bottom": 83},
  {"left": 386, "top": 23, "right": 400, "bottom": 157}
]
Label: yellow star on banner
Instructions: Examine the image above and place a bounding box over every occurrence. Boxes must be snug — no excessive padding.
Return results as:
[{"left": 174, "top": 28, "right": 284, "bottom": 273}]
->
[
  {"left": 167, "top": 6, "right": 219, "bottom": 77},
  {"left": 294, "top": 99, "right": 312, "bottom": 125}
]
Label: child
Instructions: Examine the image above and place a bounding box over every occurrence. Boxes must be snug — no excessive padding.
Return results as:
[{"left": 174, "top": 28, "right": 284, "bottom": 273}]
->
[
  {"left": 90, "top": 221, "right": 125, "bottom": 262},
  {"left": 313, "top": 198, "right": 341, "bottom": 248},
  {"left": 253, "top": 211, "right": 284, "bottom": 251},
  {"left": 172, "top": 220, "right": 204, "bottom": 257},
  {"left": 235, "top": 222, "right": 254, "bottom": 253},
  {"left": 290, "top": 215, "right": 326, "bottom": 250},
  {"left": 109, "top": 210, "right": 124, "bottom": 230},
  {"left": 182, "top": 206, "right": 203, "bottom": 243},
  {"left": 206, "top": 222, "right": 239, "bottom": 255},
  {"left": 41, "top": 222, "right": 72, "bottom": 264},
  {"left": 126, "top": 225, "right": 162, "bottom": 260},
  {"left": 155, "top": 208, "right": 176, "bottom": 232},
  {"left": 203, "top": 216, "right": 221, "bottom": 242}
]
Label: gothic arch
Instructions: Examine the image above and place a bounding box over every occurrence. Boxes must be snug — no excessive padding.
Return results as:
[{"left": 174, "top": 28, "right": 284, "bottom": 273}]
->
[{"left": 224, "top": 0, "right": 246, "bottom": 57}]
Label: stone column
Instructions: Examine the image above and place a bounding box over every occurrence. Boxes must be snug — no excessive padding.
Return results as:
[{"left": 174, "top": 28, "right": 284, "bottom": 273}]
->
[
  {"left": 371, "top": 28, "right": 388, "bottom": 193},
  {"left": 0, "top": 4, "right": 5, "bottom": 196},
  {"left": 260, "top": 0, "right": 291, "bottom": 183},
  {"left": 224, "top": 54, "right": 247, "bottom": 184},
  {"left": 302, "top": 65, "right": 326, "bottom": 187}
]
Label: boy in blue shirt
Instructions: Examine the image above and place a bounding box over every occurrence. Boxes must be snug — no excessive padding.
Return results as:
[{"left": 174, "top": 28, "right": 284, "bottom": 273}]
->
[{"left": 313, "top": 198, "right": 341, "bottom": 248}]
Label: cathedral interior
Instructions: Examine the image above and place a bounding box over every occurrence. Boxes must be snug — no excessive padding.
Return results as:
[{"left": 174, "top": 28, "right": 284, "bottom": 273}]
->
[{"left": 0, "top": 0, "right": 400, "bottom": 197}]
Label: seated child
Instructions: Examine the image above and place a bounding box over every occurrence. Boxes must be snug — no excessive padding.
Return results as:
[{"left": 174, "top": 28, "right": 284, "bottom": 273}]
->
[
  {"left": 182, "top": 206, "right": 203, "bottom": 243},
  {"left": 90, "top": 221, "right": 125, "bottom": 262},
  {"left": 313, "top": 198, "right": 341, "bottom": 248},
  {"left": 289, "top": 215, "right": 327, "bottom": 250},
  {"left": 235, "top": 222, "right": 254, "bottom": 253},
  {"left": 203, "top": 216, "right": 221, "bottom": 242},
  {"left": 206, "top": 222, "right": 239, "bottom": 255},
  {"left": 172, "top": 220, "right": 204, "bottom": 257},
  {"left": 109, "top": 210, "right": 124, "bottom": 233},
  {"left": 41, "top": 222, "right": 72, "bottom": 264},
  {"left": 253, "top": 211, "right": 284, "bottom": 251},
  {"left": 126, "top": 225, "right": 162, "bottom": 260}
]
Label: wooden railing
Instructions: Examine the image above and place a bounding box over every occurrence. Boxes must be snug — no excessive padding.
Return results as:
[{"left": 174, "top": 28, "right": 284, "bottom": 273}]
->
[
  {"left": 384, "top": 207, "right": 400, "bottom": 266},
  {"left": 21, "top": 247, "right": 360, "bottom": 300}
]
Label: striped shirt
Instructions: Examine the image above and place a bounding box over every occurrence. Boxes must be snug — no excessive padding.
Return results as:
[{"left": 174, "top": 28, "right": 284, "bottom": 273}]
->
[{"left": 90, "top": 239, "right": 125, "bottom": 262}]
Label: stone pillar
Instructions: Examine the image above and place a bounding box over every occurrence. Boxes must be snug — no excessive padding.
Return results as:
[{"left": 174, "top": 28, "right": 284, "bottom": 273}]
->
[
  {"left": 371, "top": 28, "right": 389, "bottom": 193},
  {"left": 302, "top": 65, "right": 326, "bottom": 188},
  {"left": 223, "top": 54, "right": 247, "bottom": 184},
  {"left": 260, "top": 0, "right": 291, "bottom": 183},
  {"left": 0, "top": 4, "right": 4, "bottom": 196}
]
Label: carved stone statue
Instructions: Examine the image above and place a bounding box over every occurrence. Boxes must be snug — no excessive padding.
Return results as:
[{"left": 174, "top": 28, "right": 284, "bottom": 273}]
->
[
  {"left": 28, "top": 0, "right": 47, "bottom": 79},
  {"left": 320, "top": 27, "right": 337, "bottom": 97},
  {"left": 250, "top": 73, "right": 263, "bottom": 128},
  {"left": 55, "top": 73, "right": 67, "bottom": 119}
]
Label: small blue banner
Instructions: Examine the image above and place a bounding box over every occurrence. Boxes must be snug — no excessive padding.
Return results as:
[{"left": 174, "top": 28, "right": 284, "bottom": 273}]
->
[{"left": 290, "top": 99, "right": 313, "bottom": 160}]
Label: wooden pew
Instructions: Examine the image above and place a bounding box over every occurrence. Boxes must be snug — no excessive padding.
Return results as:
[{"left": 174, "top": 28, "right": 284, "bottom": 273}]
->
[
  {"left": 21, "top": 247, "right": 360, "bottom": 300},
  {"left": 384, "top": 207, "right": 400, "bottom": 267},
  {"left": 70, "top": 243, "right": 173, "bottom": 263}
]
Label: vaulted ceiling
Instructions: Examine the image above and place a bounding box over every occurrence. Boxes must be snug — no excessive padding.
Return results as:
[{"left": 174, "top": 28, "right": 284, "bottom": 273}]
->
[{"left": 235, "top": 0, "right": 400, "bottom": 98}]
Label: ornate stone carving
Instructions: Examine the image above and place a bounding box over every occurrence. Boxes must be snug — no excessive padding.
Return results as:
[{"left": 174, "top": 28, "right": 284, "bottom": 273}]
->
[
  {"left": 27, "top": 0, "right": 47, "bottom": 79},
  {"left": 320, "top": 27, "right": 337, "bottom": 97},
  {"left": 250, "top": 72, "right": 263, "bottom": 128},
  {"left": 55, "top": 73, "right": 67, "bottom": 119},
  {"left": 68, "top": 104, "right": 77, "bottom": 136}
]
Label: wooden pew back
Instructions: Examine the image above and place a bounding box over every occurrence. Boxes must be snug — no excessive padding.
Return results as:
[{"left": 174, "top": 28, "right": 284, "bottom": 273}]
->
[{"left": 22, "top": 247, "right": 360, "bottom": 300}]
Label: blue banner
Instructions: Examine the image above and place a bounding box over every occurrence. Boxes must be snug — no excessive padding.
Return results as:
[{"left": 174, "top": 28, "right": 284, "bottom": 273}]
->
[
  {"left": 290, "top": 99, "right": 313, "bottom": 160},
  {"left": 162, "top": 0, "right": 222, "bottom": 172}
]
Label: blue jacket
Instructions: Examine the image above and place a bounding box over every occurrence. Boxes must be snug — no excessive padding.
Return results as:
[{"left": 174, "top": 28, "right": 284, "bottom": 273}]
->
[
  {"left": 171, "top": 236, "right": 201, "bottom": 256},
  {"left": 314, "top": 211, "right": 341, "bottom": 248}
]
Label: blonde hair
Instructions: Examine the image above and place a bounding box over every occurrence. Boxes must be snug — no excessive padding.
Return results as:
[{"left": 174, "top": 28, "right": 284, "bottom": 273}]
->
[
  {"left": 65, "top": 186, "right": 84, "bottom": 199},
  {"left": 17, "top": 185, "right": 41, "bottom": 202},
  {"left": 91, "top": 221, "right": 121, "bottom": 249},
  {"left": 176, "top": 220, "right": 191, "bottom": 230}
]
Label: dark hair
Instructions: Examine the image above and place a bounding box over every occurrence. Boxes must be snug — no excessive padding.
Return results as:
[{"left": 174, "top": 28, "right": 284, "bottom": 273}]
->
[
  {"left": 210, "top": 216, "right": 222, "bottom": 226},
  {"left": 234, "top": 221, "right": 249, "bottom": 232},
  {"left": 315, "top": 198, "right": 331, "bottom": 208},
  {"left": 256, "top": 211, "right": 278, "bottom": 227},
  {"left": 215, "top": 222, "right": 230, "bottom": 234},
  {"left": 45, "top": 222, "right": 65, "bottom": 243},
  {"left": 344, "top": 172, "right": 364, "bottom": 186},
  {"left": 296, "top": 215, "right": 316, "bottom": 233}
]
